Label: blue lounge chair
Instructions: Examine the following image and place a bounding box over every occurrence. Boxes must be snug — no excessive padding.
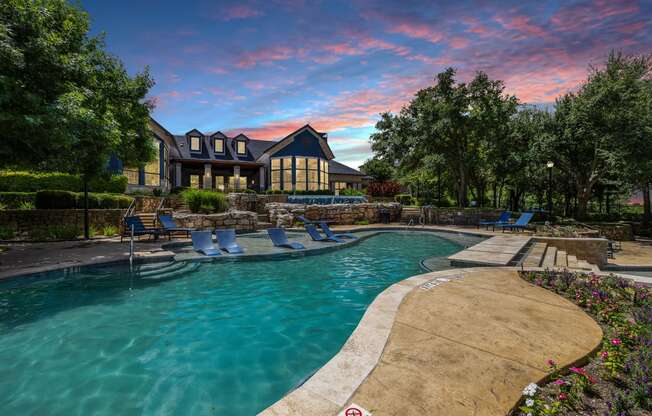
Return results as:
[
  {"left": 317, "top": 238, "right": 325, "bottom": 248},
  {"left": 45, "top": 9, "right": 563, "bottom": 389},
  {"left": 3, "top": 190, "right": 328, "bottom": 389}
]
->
[
  {"left": 479, "top": 211, "right": 511, "bottom": 230},
  {"left": 499, "top": 212, "right": 534, "bottom": 232},
  {"left": 215, "top": 229, "right": 245, "bottom": 254},
  {"left": 122, "top": 216, "right": 163, "bottom": 241},
  {"left": 159, "top": 214, "right": 194, "bottom": 238},
  {"left": 305, "top": 224, "right": 344, "bottom": 243},
  {"left": 319, "top": 222, "right": 357, "bottom": 240},
  {"left": 191, "top": 231, "right": 221, "bottom": 256},
  {"left": 267, "top": 228, "right": 305, "bottom": 250}
]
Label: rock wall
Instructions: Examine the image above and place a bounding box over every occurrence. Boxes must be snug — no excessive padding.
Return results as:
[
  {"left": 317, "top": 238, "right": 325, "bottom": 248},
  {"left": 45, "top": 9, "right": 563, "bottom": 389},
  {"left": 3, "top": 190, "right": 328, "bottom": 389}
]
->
[
  {"left": 266, "top": 202, "right": 401, "bottom": 228},
  {"left": 228, "top": 193, "right": 288, "bottom": 213},
  {"left": 419, "top": 207, "right": 505, "bottom": 226},
  {"left": 591, "top": 223, "right": 634, "bottom": 241},
  {"left": 135, "top": 196, "right": 163, "bottom": 213},
  {"left": 172, "top": 210, "right": 257, "bottom": 231},
  {"left": 0, "top": 209, "right": 125, "bottom": 236}
]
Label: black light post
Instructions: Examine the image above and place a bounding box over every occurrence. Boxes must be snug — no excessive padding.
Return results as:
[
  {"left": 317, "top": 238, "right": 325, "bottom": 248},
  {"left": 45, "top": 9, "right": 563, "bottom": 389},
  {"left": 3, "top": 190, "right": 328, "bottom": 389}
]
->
[{"left": 546, "top": 161, "right": 554, "bottom": 222}]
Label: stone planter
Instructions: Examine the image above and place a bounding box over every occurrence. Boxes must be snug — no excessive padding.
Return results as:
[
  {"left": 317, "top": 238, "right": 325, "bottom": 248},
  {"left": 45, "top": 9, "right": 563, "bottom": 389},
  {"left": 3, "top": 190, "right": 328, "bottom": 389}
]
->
[
  {"left": 265, "top": 202, "right": 402, "bottom": 228},
  {"left": 173, "top": 210, "right": 258, "bottom": 231}
]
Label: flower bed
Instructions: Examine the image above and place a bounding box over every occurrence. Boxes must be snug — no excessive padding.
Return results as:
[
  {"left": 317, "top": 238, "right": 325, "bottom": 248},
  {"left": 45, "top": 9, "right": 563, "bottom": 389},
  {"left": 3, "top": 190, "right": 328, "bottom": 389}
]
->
[{"left": 515, "top": 270, "right": 651, "bottom": 416}]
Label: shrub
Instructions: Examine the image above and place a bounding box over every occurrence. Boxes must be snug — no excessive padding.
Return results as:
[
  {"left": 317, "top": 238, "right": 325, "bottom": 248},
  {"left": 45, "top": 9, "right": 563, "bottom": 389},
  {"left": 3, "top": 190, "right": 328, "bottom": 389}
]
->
[
  {"left": 35, "top": 190, "right": 78, "bottom": 209},
  {"left": 355, "top": 219, "right": 370, "bottom": 225},
  {"left": 395, "top": 194, "right": 416, "bottom": 205},
  {"left": 242, "top": 188, "right": 257, "bottom": 194},
  {"left": 181, "top": 189, "right": 228, "bottom": 213},
  {"left": 170, "top": 186, "right": 187, "bottom": 194},
  {"left": 102, "top": 225, "right": 119, "bottom": 236},
  {"left": 0, "top": 171, "right": 127, "bottom": 193},
  {"left": 152, "top": 188, "right": 163, "bottom": 197},
  {"left": 340, "top": 188, "right": 365, "bottom": 196},
  {"left": 366, "top": 181, "right": 401, "bottom": 197},
  {"left": 0, "top": 192, "right": 36, "bottom": 209},
  {"left": 0, "top": 227, "right": 14, "bottom": 240},
  {"left": 0, "top": 202, "right": 5, "bottom": 210},
  {"left": 47, "top": 225, "right": 81, "bottom": 240},
  {"left": 34, "top": 190, "right": 133, "bottom": 209},
  {"left": 17, "top": 200, "right": 35, "bottom": 210}
]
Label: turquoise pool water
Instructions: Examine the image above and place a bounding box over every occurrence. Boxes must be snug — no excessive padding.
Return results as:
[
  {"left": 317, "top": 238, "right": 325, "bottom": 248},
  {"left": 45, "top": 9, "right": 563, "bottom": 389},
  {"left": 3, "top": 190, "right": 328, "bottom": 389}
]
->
[{"left": 0, "top": 232, "right": 462, "bottom": 415}]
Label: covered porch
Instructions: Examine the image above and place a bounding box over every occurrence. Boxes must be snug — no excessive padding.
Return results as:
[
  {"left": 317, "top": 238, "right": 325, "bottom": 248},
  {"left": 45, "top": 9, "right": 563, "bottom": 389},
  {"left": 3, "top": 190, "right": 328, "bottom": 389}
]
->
[{"left": 171, "top": 160, "right": 265, "bottom": 192}]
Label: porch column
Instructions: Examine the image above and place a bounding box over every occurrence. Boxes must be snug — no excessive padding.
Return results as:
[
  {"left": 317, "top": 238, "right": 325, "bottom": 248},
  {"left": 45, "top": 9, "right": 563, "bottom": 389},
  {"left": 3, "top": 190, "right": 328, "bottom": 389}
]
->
[
  {"left": 203, "top": 163, "right": 212, "bottom": 189},
  {"left": 259, "top": 167, "right": 266, "bottom": 191},
  {"left": 233, "top": 165, "right": 241, "bottom": 191},
  {"left": 175, "top": 163, "right": 182, "bottom": 187}
]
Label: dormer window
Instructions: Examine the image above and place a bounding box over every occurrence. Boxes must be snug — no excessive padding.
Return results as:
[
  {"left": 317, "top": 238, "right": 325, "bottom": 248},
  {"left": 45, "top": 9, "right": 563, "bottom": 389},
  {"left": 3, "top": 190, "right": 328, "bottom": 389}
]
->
[
  {"left": 190, "top": 136, "right": 201, "bottom": 152},
  {"left": 236, "top": 140, "right": 246, "bottom": 155},
  {"left": 214, "top": 138, "right": 224, "bottom": 154}
]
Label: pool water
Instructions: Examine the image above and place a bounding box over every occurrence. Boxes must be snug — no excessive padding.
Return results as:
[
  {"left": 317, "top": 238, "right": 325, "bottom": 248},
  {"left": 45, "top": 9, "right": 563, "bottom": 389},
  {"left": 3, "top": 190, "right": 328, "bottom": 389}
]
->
[{"left": 0, "top": 232, "right": 461, "bottom": 415}]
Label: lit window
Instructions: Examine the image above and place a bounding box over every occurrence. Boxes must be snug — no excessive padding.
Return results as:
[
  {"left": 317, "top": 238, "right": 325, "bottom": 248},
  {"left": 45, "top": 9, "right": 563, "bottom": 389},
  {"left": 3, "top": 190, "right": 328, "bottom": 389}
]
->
[
  {"left": 124, "top": 169, "right": 139, "bottom": 185},
  {"left": 214, "top": 176, "right": 225, "bottom": 191},
  {"left": 229, "top": 176, "right": 247, "bottom": 190},
  {"left": 281, "top": 157, "right": 293, "bottom": 191},
  {"left": 190, "top": 174, "right": 200, "bottom": 188},
  {"left": 236, "top": 141, "right": 246, "bottom": 155},
  {"left": 335, "top": 182, "right": 348, "bottom": 191},
  {"left": 190, "top": 136, "right": 201, "bottom": 152},
  {"left": 144, "top": 139, "right": 161, "bottom": 186},
  {"left": 214, "top": 138, "right": 224, "bottom": 153},
  {"left": 271, "top": 158, "right": 281, "bottom": 189}
]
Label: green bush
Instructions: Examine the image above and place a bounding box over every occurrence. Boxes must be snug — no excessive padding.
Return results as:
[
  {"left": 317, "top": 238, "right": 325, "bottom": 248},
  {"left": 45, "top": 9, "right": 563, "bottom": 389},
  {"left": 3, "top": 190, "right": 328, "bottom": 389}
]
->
[
  {"left": 0, "top": 171, "right": 127, "bottom": 193},
  {"left": 34, "top": 190, "right": 133, "bottom": 209},
  {"left": 170, "top": 186, "right": 188, "bottom": 194},
  {"left": 152, "top": 188, "right": 163, "bottom": 197},
  {"left": 29, "top": 225, "right": 81, "bottom": 240},
  {"left": 17, "top": 200, "right": 34, "bottom": 210},
  {"left": 355, "top": 219, "right": 370, "bottom": 225},
  {"left": 395, "top": 194, "right": 416, "bottom": 205},
  {"left": 0, "top": 192, "right": 35, "bottom": 209},
  {"left": 0, "top": 227, "right": 14, "bottom": 240},
  {"left": 181, "top": 189, "right": 228, "bottom": 213},
  {"left": 102, "top": 225, "right": 119, "bottom": 236},
  {"left": 339, "top": 188, "right": 366, "bottom": 196},
  {"left": 242, "top": 188, "right": 257, "bottom": 194}
]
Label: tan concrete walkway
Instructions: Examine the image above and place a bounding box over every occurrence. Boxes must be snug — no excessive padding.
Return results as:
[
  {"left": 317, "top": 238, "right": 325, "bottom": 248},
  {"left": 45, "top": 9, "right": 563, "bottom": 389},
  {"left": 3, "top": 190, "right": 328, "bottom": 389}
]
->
[
  {"left": 346, "top": 269, "right": 602, "bottom": 416},
  {"left": 608, "top": 240, "right": 652, "bottom": 267}
]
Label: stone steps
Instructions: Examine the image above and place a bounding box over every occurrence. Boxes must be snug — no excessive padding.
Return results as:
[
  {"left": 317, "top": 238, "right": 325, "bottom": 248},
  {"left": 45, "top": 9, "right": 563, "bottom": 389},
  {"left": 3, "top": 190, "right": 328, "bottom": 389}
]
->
[
  {"left": 523, "top": 242, "right": 547, "bottom": 267},
  {"left": 541, "top": 245, "right": 557, "bottom": 268},
  {"left": 567, "top": 254, "right": 579, "bottom": 269},
  {"left": 556, "top": 250, "right": 568, "bottom": 267}
]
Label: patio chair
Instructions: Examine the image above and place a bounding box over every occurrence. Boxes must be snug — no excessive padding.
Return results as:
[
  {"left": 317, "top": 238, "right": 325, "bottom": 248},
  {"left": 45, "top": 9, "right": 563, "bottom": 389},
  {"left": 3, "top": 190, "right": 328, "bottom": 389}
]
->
[
  {"left": 498, "top": 212, "right": 534, "bottom": 232},
  {"left": 305, "top": 224, "right": 344, "bottom": 243},
  {"left": 191, "top": 230, "right": 221, "bottom": 256},
  {"left": 267, "top": 228, "right": 305, "bottom": 250},
  {"left": 122, "top": 216, "right": 163, "bottom": 241},
  {"left": 295, "top": 215, "right": 334, "bottom": 226},
  {"left": 478, "top": 211, "right": 511, "bottom": 230},
  {"left": 215, "top": 229, "right": 245, "bottom": 254},
  {"left": 159, "top": 214, "right": 194, "bottom": 238},
  {"left": 319, "top": 222, "right": 357, "bottom": 240}
]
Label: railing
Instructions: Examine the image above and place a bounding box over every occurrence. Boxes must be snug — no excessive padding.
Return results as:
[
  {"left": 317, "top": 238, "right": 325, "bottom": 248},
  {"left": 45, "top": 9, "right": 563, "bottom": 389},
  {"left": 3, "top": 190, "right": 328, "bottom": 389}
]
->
[
  {"left": 154, "top": 196, "right": 166, "bottom": 227},
  {"left": 122, "top": 198, "right": 136, "bottom": 234}
]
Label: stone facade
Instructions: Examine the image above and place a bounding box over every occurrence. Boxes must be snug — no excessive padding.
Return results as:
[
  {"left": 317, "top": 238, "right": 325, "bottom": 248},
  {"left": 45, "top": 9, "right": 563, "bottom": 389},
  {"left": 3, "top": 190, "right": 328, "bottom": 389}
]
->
[
  {"left": 172, "top": 210, "right": 257, "bottom": 231},
  {"left": 0, "top": 209, "right": 126, "bottom": 235},
  {"left": 419, "top": 207, "right": 505, "bottom": 226},
  {"left": 227, "top": 193, "right": 288, "bottom": 213},
  {"left": 266, "top": 202, "right": 401, "bottom": 228},
  {"left": 135, "top": 196, "right": 163, "bottom": 213}
]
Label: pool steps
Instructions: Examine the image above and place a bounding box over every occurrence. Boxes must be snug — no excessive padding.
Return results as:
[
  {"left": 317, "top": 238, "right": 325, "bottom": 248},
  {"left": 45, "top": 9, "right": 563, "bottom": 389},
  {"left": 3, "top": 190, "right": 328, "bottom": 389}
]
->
[{"left": 133, "top": 261, "right": 200, "bottom": 280}]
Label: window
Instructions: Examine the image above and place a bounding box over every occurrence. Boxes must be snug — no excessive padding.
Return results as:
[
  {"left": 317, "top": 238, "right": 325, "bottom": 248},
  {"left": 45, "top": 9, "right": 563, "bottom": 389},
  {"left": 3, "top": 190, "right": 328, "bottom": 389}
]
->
[
  {"left": 270, "top": 156, "right": 331, "bottom": 192},
  {"left": 190, "top": 136, "right": 201, "bottom": 152},
  {"left": 307, "top": 157, "right": 319, "bottom": 191},
  {"left": 144, "top": 139, "right": 161, "bottom": 186},
  {"left": 214, "top": 138, "right": 224, "bottom": 154},
  {"left": 190, "top": 174, "right": 200, "bottom": 189},
  {"left": 334, "top": 182, "right": 348, "bottom": 191},
  {"left": 320, "top": 160, "right": 329, "bottom": 190},
  {"left": 271, "top": 158, "right": 281, "bottom": 190},
  {"left": 124, "top": 169, "right": 139, "bottom": 185},
  {"left": 236, "top": 141, "right": 246, "bottom": 155},
  {"left": 229, "top": 176, "right": 247, "bottom": 190},
  {"left": 214, "top": 175, "right": 225, "bottom": 191}
]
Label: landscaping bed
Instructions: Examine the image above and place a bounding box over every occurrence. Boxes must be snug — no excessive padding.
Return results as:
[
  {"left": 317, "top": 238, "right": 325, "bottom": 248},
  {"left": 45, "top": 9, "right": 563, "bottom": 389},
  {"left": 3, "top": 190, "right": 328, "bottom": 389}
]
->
[{"left": 514, "top": 270, "right": 651, "bottom": 416}]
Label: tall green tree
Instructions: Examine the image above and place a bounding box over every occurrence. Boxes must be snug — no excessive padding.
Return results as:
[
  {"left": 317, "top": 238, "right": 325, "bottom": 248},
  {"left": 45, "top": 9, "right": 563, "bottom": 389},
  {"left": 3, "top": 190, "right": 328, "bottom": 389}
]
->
[
  {"left": 359, "top": 158, "right": 394, "bottom": 182},
  {"left": 0, "top": 0, "right": 155, "bottom": 177}
]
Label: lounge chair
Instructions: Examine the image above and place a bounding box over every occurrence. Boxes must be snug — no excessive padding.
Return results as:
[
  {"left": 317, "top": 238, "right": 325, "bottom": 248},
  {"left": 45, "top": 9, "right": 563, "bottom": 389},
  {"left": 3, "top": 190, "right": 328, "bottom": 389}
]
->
[
  {"left": 478, "top": 211, "right": 512, "bottom": 230},
  {"left": 215, "top": 229, "right": 245, "bottom": 254},
  {"left": 319, "top": 222, "right": 357, "bottom": 240},
  {"left": 191, "top": 231, "right": 221, "bottom": 256},
  {"left": 122, "top": 216, "right": 163, "bottom": 241},
  {"left": 499, "top": 212, "right": 534, "bottom": 232},
  {"left": 305, "top": 224, "right": 344, "bottom": 243},
  {"left": 267, "top": 228, "right": 305, "bottom": 250},
  {"left": 159, "top": 214, "right": 194, "bottom": 238},
  {"left": 295, "top": 215, "right": 334, "bottom": 225}
]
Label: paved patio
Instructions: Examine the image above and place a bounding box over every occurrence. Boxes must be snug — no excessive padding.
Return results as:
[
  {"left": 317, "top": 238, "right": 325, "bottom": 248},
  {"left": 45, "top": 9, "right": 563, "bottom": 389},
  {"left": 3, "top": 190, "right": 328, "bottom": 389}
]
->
[{"left": 608, "top": 239, "right": 652, "bottom": 267}]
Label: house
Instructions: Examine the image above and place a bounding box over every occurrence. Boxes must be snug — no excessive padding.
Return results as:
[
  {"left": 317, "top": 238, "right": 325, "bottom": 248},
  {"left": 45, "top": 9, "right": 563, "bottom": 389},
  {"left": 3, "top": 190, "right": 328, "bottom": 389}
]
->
[{"left": 117, "top": 118, "right": 368, "bottom": 193}]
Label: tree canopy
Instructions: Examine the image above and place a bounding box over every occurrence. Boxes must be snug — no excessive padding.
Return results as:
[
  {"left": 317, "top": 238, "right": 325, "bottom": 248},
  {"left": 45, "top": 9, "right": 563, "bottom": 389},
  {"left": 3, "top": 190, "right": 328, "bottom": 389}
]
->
[{"left": 0, "top": 0, "right": 155, "bottom": 178}]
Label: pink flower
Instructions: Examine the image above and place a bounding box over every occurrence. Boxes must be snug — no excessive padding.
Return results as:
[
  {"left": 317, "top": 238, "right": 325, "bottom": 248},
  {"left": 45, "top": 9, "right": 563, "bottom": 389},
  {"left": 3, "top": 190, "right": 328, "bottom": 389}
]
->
[
  {"left": 559, "top": 393, "right": 568, "bottom": 401},
  {"left": 553, "top": 379, "right": 566, "bottom": 386},
  {"left": 570, "top": 367, "right": 585, "bottom": 375},
  {"left": 547, "top": 359, "right": 557, "bottom": 367},
  {"left": 601, "top": 351, "right": 609, "bottom": 360},
  {"left": 611, "top": 338, "right": 622, "bottom": 346}
]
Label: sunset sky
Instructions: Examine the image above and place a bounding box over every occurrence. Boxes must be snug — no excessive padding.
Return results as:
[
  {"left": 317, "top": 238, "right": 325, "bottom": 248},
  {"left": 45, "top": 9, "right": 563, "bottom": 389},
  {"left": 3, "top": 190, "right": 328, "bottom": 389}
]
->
[{"left": 81, "top": 0, "right": 651, "bottom": 169}]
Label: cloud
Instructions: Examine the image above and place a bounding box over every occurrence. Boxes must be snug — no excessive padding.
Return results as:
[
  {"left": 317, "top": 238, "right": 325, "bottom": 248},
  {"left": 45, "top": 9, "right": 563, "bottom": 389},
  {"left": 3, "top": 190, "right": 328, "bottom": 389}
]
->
[
  {"left": 220, "top": 5, "right": 264, "bottom": 21},
  {"left": 387, "top": 22, "right": 444, "bottom": 44}
]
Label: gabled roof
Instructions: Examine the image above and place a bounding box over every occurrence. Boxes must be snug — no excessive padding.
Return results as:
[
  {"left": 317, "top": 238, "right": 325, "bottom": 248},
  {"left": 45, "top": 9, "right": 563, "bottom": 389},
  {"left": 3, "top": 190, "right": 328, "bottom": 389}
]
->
[
  {"left": 262, "top": 124, "right": 335, "bottom": 160},
  {"left": 329, "top": 160, "right": 366, "bottom": 176}
]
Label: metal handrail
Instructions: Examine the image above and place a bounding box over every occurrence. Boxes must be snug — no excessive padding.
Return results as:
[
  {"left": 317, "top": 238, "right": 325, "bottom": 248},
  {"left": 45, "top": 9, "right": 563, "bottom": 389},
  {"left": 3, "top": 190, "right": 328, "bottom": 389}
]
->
[
  {"left": 154, "top": 196, "right": 166, "bottom": 227},
  {"left": 122, "top": 198, "right": 136, "bottom": 234}
]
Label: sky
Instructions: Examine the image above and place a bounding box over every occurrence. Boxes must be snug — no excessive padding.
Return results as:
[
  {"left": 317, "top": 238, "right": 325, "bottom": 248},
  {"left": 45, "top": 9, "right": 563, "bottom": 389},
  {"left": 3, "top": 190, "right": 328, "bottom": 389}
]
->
[{"left": 80, "top": 0, "right": 652, "bottom": 170}]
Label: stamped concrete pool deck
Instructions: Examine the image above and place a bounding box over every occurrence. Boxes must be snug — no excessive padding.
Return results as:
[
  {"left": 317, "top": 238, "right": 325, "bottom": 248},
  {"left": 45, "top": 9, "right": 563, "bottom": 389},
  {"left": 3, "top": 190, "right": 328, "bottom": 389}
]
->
[{"left": 262, "top": 268, "right": 603, "bottom": 416}]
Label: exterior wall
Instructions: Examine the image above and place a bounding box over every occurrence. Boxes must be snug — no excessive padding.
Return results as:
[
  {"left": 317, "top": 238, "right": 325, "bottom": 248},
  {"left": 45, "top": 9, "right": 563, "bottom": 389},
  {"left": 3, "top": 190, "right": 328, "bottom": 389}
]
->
[
  {"left": 0, "top": 209, "right": 125, "bottom": 238},
  {"left": 329, "top": 173, "right": 367, "bottom": 190}
]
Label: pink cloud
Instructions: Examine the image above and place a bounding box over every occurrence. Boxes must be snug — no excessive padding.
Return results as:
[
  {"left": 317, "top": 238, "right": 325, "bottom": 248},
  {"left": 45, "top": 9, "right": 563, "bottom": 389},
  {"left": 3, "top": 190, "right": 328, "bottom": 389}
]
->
[
  {"left": 387, "top": 22, "right": 444, "bottom": 44},
  {"left": 449, "top": 36, "right": 471, "bottom": 49},
  {"left": 494, "top": 15, "right": 548, "bottom": 38},
  {"left": 220, "top": 5, "right": 263, "bottom": 21},
  {"left": 236, "top": 45, "right": 296, "bottom": 68}
]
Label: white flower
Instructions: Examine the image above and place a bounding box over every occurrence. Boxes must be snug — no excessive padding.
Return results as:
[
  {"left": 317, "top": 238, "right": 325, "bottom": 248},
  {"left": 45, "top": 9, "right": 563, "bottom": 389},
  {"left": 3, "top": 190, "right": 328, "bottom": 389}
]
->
[
  {"left": 525, "top": 398, "right": 534, "bottom": 407},
  {"left": 522, "top": 382, "right": 538, "bottom": 397}
]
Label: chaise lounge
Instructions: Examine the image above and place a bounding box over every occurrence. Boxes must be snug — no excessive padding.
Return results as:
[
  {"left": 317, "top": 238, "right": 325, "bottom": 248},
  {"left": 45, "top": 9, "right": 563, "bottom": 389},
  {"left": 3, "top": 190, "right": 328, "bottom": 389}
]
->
[
  {"left": 478, "top": 211, "right": 512, "bottom": 231},
  {"left": 319, "top": 222, "right": 357, "bottom": 240},
  {"left": 267, "top": 228, "right": 305, "bottom": 250},
  {"left": 305, "top": 224, "right": 344, "bottom": 243},
  {"left": 159, "top": 214, "right": 194, "bottom": 238},
  {"left": 122, "top": 216, "right": 164, "bottom": 241},
  {"left": 498, "top": 212, "right": 534, "bottom": 232},
  {"left": 191, "top": 230, "right": 221, "bottom": 256},
  {"left": 215, "top": 229, "right": 245, "bottom": 254}
]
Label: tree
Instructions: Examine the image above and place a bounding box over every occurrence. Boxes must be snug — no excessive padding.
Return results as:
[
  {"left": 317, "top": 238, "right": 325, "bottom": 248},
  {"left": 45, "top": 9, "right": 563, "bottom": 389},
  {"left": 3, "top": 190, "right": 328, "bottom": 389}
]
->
[
  {"left": 0, "top": 0, "right": 155, "bottom": 237},
  {"left": 359, "top": 158, "right": 394, "bottom": 182}
]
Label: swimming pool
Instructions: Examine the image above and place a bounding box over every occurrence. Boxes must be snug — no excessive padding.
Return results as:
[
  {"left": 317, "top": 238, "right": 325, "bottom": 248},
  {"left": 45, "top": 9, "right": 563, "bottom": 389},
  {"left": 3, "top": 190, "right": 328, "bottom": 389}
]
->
[{"left": 0, "top": 232, "right": 463, "bottom": 415}]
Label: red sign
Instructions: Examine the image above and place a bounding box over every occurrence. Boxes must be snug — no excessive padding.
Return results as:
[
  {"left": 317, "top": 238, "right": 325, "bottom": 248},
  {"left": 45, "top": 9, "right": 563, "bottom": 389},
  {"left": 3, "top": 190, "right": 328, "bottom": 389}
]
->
[{"left": 345, "top": 407, "right": 363, "bottom": 416}]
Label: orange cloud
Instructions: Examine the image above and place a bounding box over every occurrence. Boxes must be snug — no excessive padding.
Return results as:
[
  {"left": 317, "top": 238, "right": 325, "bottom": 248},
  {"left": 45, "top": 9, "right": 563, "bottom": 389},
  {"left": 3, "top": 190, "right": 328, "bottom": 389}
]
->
[{"left": 388, "top": 22, "right": 444, "bottom": 44}]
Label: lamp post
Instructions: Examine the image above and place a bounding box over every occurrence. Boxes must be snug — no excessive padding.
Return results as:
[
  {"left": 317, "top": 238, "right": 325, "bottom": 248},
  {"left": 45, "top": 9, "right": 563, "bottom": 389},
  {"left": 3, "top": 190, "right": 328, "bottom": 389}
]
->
[{"left": 546, "top": 161, "right": 554, "bottom": 221}]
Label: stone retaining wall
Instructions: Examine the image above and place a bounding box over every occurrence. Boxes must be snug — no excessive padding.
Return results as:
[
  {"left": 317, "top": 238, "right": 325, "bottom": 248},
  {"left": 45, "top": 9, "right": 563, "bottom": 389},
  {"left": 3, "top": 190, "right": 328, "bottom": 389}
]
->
[
  {"left": 419, "top": 207, "right": 505, "bottom": 226},
  {"left": 266, "top": 202, "right": 401, "bottom": 227},
  {"left": 590, "top": 223, "right": 634, "bottom": 241},
  {"left": 135, "top": 196, "right": 163, "bottom": 213},
  {"left": 533, "top": 236, "right": 609, "bottom": 267},
  {"left": 172, "top": 210, "right": 257, "bottom": 231},
  {"left": 227, "top": 193, "right": 288, "bottom": 213},
  {"left": 0, "top": 209, "right": 125, "bottom": 235}
]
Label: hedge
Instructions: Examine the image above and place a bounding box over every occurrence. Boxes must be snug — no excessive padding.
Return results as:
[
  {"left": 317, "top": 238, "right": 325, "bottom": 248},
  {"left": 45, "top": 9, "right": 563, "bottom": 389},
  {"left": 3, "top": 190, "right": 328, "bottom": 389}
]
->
[
  {"left": 0, "top": 192, "right": 36, "bottom": 209},
  {"left": 395, "top": 194, "right": 417, "bottom": 205},
  {"left": 181, "top": 189, "right": 228, "bottom": 213},
  {"left": 35, "top": 190, "right": 133, "bottom": 209},
  {"left": 0, "top": 171, "right": 127, "bottom": 193}
]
